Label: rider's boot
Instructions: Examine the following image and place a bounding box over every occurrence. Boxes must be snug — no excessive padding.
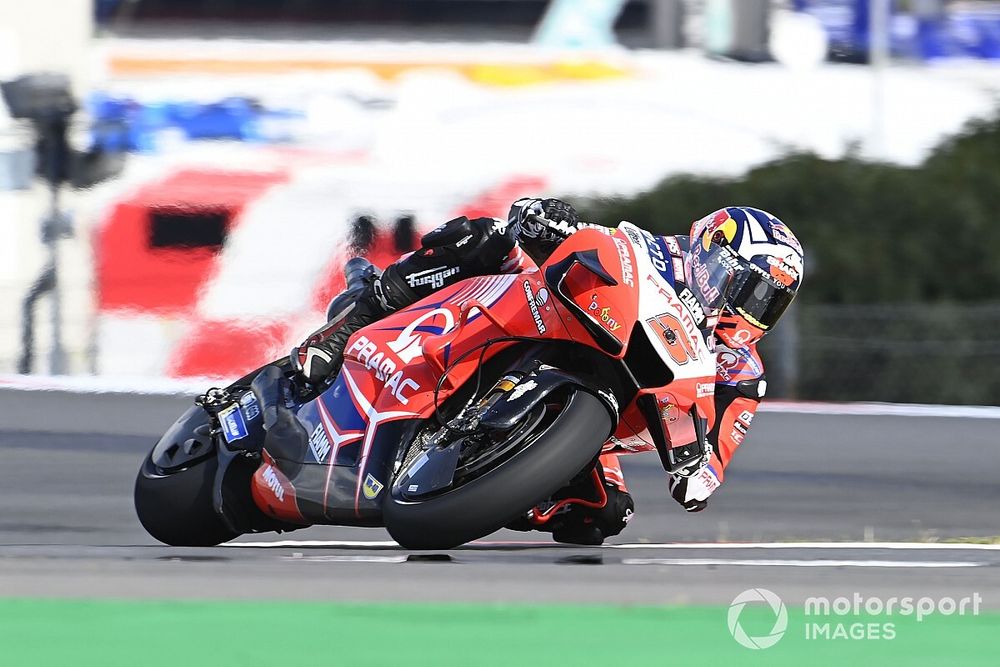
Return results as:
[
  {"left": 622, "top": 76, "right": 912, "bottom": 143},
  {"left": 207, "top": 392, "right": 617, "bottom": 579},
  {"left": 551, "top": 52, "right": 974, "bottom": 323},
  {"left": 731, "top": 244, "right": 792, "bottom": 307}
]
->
[{"left": 507, "top": 455, "right": 634, "bottom": 545}]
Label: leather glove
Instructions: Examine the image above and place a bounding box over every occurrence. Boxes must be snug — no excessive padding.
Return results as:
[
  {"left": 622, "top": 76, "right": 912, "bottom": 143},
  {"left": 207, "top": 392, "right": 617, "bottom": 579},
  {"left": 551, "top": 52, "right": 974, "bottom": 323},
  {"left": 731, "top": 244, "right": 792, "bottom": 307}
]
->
[
  {"left": 291, "top": 338, "right": 340, "bottom": 387},
  {"left": 508, "top": 197, "right": 580, "bottom": 262},
  {"left": 668, "top": 466, "right": 720, "bottom": 513}
]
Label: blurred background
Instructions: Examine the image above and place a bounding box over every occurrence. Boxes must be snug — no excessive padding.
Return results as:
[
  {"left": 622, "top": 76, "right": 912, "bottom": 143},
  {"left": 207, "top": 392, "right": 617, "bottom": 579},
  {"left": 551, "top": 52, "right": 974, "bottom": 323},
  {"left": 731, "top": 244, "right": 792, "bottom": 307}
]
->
[{"left": 2, "top": 0, "right": 999, "bottom": 404}]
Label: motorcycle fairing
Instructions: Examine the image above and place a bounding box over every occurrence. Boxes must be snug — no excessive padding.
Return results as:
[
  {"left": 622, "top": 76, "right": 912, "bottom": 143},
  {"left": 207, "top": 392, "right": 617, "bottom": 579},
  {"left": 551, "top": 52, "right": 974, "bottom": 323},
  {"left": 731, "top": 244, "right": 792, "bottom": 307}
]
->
[{"left": 251, "top": 225, "right": 723, "bottom": 525}]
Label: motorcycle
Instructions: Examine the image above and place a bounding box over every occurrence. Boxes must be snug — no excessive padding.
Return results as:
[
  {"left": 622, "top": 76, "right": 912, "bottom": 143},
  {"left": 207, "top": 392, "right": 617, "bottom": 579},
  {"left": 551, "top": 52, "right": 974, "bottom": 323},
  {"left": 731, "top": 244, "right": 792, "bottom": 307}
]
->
[{"left": 134, "top": 223, "right": 729, "bottom": 549}]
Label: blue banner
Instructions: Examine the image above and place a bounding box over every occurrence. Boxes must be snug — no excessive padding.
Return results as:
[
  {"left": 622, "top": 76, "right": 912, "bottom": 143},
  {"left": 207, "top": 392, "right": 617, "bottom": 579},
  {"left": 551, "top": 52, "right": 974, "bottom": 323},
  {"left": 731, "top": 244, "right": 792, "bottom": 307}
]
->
[{"left": 794, "top": 0, "right": 1000, "bottom": 60}]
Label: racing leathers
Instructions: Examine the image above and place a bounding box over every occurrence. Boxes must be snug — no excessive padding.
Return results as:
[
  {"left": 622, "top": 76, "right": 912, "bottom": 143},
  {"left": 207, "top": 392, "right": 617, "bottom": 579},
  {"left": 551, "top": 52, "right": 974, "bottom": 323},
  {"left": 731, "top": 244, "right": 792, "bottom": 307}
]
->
[{"left": 292, "top": 199, "right": 766, "bottom": 544}]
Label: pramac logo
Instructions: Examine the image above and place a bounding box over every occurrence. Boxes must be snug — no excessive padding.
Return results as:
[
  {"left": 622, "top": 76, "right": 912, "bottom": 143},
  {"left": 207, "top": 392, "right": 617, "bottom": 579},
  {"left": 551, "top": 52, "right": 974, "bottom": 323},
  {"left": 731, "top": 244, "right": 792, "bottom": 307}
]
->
[{"left": 386, "top": 308, "right": 457, "bottom": 363}]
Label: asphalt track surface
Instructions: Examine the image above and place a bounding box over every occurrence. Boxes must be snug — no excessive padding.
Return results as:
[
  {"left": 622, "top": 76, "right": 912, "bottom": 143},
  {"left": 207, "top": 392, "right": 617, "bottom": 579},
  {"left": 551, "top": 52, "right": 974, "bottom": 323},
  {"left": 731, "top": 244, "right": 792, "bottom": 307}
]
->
[{"left": 1, "top": 388, "right": 998, "bottom": 606}]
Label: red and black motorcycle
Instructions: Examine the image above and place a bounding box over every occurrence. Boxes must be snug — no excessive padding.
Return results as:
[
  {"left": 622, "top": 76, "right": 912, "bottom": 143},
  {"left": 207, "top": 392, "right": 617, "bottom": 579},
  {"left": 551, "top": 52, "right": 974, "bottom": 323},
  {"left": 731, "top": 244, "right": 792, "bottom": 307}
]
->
[{"left": 135, "top": 224, "right": 729, "bottom": 549}]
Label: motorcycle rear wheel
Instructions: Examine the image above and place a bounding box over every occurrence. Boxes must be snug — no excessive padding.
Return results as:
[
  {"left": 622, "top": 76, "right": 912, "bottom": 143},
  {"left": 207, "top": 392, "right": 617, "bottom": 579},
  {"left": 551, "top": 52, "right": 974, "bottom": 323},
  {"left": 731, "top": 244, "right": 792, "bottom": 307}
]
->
[{"left": 383, "top": 389, "right": 612, "bottom": 550}]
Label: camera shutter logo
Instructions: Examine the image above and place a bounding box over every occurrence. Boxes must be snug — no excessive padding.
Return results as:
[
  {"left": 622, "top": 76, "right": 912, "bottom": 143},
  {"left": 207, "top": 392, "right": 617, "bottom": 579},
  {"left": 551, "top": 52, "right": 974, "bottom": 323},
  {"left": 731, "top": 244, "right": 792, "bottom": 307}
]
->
[{"left": 728, "top": 588, "right": 788, "bottom": 649}]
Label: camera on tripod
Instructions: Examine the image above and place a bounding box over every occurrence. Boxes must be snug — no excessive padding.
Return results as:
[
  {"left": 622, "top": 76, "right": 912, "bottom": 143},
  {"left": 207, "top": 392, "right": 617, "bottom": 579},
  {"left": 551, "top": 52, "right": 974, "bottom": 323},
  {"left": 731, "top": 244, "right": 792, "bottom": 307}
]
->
[
  {"left": 2, "top": 72, "right": 123, "bottom": 190},
  {"left": 2, "top": 72, "right": 127, "bottom": 375}
]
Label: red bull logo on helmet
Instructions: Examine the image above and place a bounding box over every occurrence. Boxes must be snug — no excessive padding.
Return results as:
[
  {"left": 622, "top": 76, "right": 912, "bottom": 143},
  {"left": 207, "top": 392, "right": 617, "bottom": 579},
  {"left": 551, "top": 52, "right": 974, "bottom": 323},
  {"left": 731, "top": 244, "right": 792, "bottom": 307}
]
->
[{"left": 698, "top": 209, "right": 741, "bottom": 252}]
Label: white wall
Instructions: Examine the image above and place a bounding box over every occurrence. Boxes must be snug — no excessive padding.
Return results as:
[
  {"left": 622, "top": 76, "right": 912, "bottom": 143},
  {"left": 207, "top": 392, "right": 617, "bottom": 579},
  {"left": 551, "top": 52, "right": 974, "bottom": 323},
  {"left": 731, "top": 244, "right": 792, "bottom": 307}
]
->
[
  {"left": 0, "top": 0, "right": 94, "bottom": 86},
  {"left": 0, "top": 1, "right": 94, "bottom": 374}
]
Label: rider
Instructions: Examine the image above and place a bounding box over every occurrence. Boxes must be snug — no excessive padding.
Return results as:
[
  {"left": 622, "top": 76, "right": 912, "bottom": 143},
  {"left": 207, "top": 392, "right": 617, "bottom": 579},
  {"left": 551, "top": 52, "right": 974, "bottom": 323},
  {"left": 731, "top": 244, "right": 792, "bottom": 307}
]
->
[{"left": 291, "top": 200, "right": 804, "bottom": 545}]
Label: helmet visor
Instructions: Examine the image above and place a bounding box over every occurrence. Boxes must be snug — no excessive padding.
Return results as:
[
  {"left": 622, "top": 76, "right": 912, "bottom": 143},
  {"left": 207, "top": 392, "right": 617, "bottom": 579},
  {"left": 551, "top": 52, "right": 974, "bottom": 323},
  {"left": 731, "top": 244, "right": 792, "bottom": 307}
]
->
[{"left": 727, "top": 267, "right": 796, "bottom": 331}]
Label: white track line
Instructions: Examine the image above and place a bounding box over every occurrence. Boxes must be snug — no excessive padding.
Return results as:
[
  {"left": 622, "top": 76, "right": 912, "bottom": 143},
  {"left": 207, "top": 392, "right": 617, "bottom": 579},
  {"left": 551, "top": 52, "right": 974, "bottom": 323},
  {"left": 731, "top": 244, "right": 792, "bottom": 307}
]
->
[
  {"left": 227, "top": 540, "right": 400, "bottom": 548},
  {"left": 622, "top": 558, "right": 986, "bottom": 568},
  {"left": 283, "top": 555, "right": 409, "bottom": 563},
  {"left": 225, "top": 540, "right": 1000, "bottom": 551},
  {"left": 608, "top": 542, "right": 1000, "bottom": 551}
]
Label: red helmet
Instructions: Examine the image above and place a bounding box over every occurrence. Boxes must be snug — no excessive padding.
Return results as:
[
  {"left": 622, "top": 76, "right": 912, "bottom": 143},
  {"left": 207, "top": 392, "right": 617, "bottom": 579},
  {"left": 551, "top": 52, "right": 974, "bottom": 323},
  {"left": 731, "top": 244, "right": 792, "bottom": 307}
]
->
[{"left": 688, "top": 207, "right": 804, "bottom": 348}]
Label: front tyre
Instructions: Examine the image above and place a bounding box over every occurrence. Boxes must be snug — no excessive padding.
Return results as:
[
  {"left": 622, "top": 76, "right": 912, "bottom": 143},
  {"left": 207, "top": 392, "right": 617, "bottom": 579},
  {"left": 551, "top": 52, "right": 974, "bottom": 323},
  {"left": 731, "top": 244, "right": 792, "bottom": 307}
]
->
[
  {"left": 134, "top": 452, "right": 239, "bottom": 547},
  {"left": 383, "top": 390, "right": 613, "bottom": 550}
]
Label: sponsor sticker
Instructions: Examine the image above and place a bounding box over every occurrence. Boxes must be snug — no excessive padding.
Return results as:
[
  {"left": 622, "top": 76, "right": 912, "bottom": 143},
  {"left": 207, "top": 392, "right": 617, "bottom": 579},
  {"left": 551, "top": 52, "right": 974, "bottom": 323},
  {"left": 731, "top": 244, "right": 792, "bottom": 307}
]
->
[
  {"left": 612, "top": 237, "right": 636, "bottom": 287},
  {"left": 632, "top": 226, "right": 674, "bottom": 285},
  {"left": 588, "top": 296, "right": 623, "bottom": 332},
  {"left": 729, "top": 409, "right": 755, "bottom": 446},
  {"left": 308, "top": 424, "right": 332, "bottom": 463},
  {"left": 678, "top": 287, "right": 706, "bottom": 325},
  {"left": 405, "top": 266, "right": 461, "bottom": 290},
  {"left": 239, "top": 391, "right": 261, "bottom": 421},
  {"left": 262, "top": 465, "right": 285, "bottom": 501},
  {"left": 219, "top": 404, "right": 248, "bottom": 443},
  {"left": 523, "top": 280, "right": 548, "bottom": 335},
  {"left": 362, "top": 474, "right": 384, "bottom": 500},
  {"left": 348, "top": 334, "right": 423, "bottom": 405},
  {"left": 507, "top": 380, "right": 539, "bottom": 401},
  {"left": 659, "top": 396, "right": 680, "bottom": 423}
]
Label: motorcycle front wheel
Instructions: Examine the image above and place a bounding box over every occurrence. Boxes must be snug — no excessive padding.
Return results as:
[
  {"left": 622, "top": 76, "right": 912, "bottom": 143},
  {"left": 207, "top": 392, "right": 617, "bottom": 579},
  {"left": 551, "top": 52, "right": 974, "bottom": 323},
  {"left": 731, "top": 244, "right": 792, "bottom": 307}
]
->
[{"left": 383, "top": 389, "right": 612, "bottom": 550}]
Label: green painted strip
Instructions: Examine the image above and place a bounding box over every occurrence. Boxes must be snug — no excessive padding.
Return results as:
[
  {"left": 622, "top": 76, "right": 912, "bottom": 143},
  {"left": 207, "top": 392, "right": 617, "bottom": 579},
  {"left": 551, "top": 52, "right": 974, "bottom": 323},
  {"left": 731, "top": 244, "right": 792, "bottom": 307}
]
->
[{"left": 0, "top": 599, "right": 995, "bottom": 666}]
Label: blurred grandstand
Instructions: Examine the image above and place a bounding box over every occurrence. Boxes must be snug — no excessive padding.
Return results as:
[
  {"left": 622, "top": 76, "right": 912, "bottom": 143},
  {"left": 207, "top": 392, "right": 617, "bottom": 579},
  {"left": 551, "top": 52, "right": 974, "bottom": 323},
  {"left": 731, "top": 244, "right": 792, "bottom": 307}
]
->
[{"left": 2, "top": 0, "right": 999, "bottom": 403}]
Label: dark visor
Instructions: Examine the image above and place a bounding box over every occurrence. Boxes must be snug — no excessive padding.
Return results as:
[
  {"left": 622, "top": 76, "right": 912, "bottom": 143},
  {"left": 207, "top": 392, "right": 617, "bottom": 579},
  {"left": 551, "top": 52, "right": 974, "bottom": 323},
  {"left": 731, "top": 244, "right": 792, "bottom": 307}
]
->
[{"left": 727, "top": 267, "right": 796, "bottom": 330}]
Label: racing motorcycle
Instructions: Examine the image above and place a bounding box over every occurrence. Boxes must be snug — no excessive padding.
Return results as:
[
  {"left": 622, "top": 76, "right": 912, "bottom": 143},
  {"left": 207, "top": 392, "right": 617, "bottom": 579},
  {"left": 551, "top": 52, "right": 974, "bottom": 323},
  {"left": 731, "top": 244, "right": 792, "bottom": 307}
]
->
[{"left": 134, "top": 224, "right": 730, "bottom": 549}]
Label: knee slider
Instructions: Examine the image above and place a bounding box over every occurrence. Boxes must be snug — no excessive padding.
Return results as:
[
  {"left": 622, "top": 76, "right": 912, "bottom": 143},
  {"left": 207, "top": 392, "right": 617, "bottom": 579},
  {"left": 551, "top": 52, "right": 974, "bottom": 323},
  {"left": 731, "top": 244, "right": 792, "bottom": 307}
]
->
[{"left": 736, "top": 375, "right": 767, "bottom": 400}]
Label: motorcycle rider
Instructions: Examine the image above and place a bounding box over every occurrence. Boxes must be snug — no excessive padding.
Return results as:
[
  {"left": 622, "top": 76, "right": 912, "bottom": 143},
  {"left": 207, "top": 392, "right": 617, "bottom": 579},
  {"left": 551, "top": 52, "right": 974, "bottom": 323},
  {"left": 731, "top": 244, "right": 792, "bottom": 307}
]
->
[{"left": 292, "top": 200, "right": 804, "bottom": 545}]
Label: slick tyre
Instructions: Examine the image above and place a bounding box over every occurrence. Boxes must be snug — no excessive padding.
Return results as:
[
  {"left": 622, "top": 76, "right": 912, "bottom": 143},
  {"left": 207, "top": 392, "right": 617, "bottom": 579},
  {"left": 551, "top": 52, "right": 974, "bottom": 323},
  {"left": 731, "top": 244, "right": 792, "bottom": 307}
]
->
[
  {"left": 383, "top": 390, "right": 612, "bottom": 550},
  {"left": 134, "top": 452, "right": 239, "bottom": 547}
]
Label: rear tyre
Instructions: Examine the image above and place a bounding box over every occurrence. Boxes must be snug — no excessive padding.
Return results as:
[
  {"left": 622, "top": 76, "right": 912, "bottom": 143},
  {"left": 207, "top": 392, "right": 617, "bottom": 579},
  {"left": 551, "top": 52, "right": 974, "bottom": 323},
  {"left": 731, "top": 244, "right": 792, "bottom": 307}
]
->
[
  {"left": 383, "top": 390, "right": 613, "bottom": 550},
  {"left": 134, "top": 452, "right": 239, "bottom": 547}
]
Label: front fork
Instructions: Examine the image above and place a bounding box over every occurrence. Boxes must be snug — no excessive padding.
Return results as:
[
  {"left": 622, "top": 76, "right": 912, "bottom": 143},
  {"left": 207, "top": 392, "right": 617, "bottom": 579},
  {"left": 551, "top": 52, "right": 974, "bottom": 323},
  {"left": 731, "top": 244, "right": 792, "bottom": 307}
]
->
[
  {"left": 195, "top": 374, "right": 300, "bottom": 536},
  {"left": 392, "top": 353, "right": 619, "bottom": 503}
]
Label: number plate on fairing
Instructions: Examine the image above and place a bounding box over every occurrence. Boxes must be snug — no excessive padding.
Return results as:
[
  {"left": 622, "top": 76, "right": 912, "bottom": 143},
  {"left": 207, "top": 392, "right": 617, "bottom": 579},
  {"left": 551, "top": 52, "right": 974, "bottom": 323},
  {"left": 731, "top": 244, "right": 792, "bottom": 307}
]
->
[{"left": 618, "top": 222, "right": 715, "bottom": 382}]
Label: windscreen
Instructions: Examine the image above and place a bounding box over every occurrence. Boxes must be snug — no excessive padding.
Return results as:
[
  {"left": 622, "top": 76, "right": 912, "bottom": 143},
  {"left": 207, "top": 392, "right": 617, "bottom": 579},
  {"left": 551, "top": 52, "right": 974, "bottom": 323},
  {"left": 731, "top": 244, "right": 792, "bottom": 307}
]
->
[{"left": 685, "top": 240, "right": 736, "bottom": 314}]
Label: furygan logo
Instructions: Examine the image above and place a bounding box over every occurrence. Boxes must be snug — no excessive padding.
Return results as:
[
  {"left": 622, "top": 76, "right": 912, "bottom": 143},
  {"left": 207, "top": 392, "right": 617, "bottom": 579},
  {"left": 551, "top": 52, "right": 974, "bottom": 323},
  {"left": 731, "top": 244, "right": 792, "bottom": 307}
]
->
[{"left": 405, "top": 266, "right": 461, "bottom": 290}]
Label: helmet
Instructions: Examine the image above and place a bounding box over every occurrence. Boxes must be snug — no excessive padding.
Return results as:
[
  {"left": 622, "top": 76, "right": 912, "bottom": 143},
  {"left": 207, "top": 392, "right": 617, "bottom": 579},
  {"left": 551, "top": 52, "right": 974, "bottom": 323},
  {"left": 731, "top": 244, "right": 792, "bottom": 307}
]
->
[{"left": 688, "top": 207, "right": 804, "bottom": 348}]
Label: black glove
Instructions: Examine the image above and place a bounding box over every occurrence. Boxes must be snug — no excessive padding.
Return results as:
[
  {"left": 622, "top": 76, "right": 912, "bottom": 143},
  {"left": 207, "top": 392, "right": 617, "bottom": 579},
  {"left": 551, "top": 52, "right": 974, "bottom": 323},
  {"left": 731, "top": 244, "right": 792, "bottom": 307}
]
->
[{"left": 508, "top": 197, "right": 580, "bottom": 263}]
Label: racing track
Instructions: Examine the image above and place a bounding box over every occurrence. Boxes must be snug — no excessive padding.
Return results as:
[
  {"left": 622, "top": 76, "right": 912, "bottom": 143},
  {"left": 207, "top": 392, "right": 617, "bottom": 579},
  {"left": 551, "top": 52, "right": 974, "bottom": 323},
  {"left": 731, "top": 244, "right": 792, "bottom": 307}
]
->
[{"left": 1, "top": 387, "right": 998, "bottom": 607}]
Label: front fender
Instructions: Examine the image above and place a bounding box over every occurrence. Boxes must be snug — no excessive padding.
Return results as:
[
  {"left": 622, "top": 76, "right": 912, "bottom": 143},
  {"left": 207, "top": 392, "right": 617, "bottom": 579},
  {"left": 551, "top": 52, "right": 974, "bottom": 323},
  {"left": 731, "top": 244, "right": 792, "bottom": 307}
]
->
[
  {"left": 478, "top": 366, "right": 618, "bottom": 433},
  {"left": 150, "top": 405, "right": 215, "bottom": 472}
]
